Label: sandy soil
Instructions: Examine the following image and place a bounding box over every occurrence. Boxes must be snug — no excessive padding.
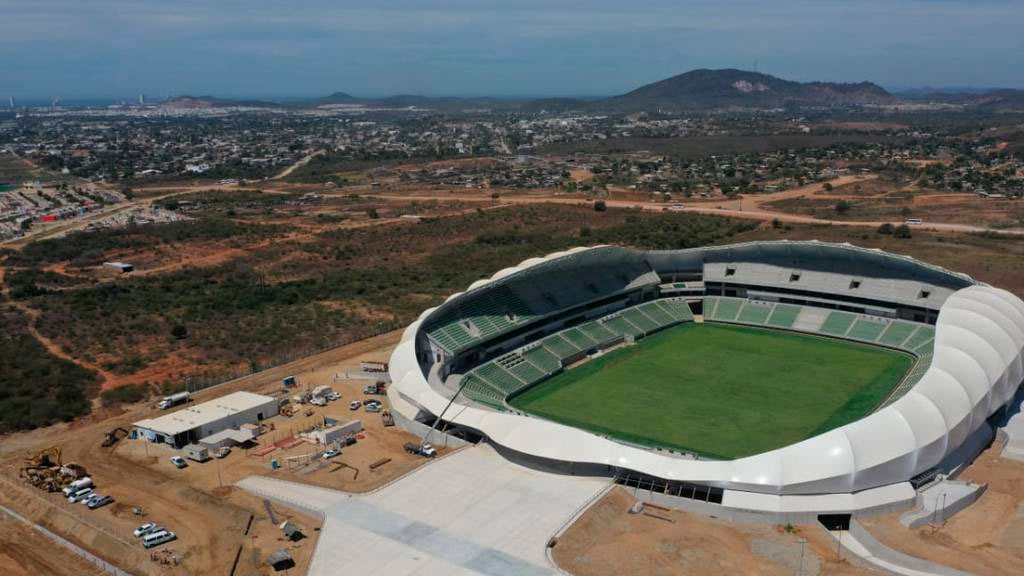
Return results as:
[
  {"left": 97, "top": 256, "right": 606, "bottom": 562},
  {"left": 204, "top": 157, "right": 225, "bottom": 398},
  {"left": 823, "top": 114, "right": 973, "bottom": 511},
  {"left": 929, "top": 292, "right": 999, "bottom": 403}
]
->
[
  {"left": 859, "top": 437, "right": 1024, "bottom": 576},
  {"left": 0, "top": 512, "right": 106, "bottom": 576},
  {"left": 0, "top": 328, "right": 436, "bottom": 576},
  {"left": 553, "top": 487, "right": 872, "bottom": 576}
]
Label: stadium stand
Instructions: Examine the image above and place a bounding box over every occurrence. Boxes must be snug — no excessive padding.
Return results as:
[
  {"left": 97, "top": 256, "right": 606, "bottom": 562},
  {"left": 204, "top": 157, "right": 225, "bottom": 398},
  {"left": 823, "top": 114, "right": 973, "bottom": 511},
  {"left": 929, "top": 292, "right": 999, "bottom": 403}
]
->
[
  {"left": 766, "top": 303, "right": 801, "bottom": 329},
  {"left": 457, "top": 298, "right": 697, "bottom": 408},
  {"left": 578, "top": 321, "right": 618, "bottom": 346},
  {"left": 878, "top": 320, "right": 918, "bottom": 347},
  {"left": 847, "top": 317, "right": 889, "bottom": 342},
  {"left": 736, "top": 301, "right": 773, "bottom": 324},
  {"left": 562, "top": 327, "right": 598, "bottom": 351},
  {"left": 459, "top": 374, "right": 506, "bottom": 410},
  {"left": 475, "top": 362, "right": 526, "bottom": 396},
  {"left": 522, "top": 345, "right": 561, "bottom": 374},
  {"left": 497, "top": 353, "right": 547, "bottom": 385},
  {"left": 603, "top": 314, "right": 644, "bottom": 338},
  {"left": 819, "top": 311, "right": 857, "bottom": 336},
  {"left": 710, "top": 297, "right": 742, "bottom": 322},
  {"left": 904, "top": 326, "right": 935, "bottom": 350},
  {"left": 623, "top": 308, "right": 660, "bottom": 332},
  {"left": 542, "top": 334, "right": 581, "bottom": 360}
]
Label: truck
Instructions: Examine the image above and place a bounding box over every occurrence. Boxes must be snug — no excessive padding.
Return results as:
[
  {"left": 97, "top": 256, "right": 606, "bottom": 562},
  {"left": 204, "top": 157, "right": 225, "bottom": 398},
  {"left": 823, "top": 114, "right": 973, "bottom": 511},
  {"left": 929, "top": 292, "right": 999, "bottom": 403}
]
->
[
  {"left": 62, "top": 476, "right": 93, "bottom": 496},
  {"left": 363, "top": 382, "right": 385, "bottom": 395},
  {"left": 158, "top": 391, "right": 190, "bottom": 410},
  {"left": 282, "top": 375, "right": 297, "bottom": 388}
]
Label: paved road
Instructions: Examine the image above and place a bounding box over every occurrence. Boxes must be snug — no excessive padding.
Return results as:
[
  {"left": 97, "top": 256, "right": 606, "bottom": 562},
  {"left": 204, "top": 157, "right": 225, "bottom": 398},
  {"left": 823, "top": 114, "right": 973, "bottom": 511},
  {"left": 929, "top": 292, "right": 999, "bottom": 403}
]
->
[{"left": 237, "top": 444, "right": 610, "bottom": 576}]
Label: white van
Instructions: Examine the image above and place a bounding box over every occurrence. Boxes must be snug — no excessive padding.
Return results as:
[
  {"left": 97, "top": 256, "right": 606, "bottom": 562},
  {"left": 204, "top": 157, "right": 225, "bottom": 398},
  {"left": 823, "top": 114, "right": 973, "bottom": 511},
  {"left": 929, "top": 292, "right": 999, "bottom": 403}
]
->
[
  {"left": 142, "top": 530, "right": 177, "bottom": 549},
  {"left": 62, "top": 477, "right": 93, "bottom": 496},
  {"left": 904, "top": 218, "right": 922, "bottom": 225}
]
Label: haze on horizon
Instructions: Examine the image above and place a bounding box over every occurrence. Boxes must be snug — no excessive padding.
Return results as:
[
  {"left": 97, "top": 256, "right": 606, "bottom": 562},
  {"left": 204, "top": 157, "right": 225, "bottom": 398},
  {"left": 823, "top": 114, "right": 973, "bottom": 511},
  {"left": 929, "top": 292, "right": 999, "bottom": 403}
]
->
[{"left": 2, "top": 0, "right": 1023, "bottom": 100}]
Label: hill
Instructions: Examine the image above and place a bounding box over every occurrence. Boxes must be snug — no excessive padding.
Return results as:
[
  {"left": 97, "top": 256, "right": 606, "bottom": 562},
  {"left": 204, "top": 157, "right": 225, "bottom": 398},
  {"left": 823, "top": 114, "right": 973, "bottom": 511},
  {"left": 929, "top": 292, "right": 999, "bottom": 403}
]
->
[
  {"left": 601, "top": 69, "right": 896, "bottom": 111},
  {"left": 160, "top": 95, "right": 280, "bottom": 109}
]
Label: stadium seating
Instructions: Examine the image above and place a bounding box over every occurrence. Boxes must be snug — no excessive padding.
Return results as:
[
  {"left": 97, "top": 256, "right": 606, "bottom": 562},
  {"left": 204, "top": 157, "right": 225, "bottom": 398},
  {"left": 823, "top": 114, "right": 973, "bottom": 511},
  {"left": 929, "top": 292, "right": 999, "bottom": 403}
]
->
[
  {"left": 766, "top": 304, "right": 801, "bottom": 329},
  {"left": 878, "top": 320, "right": 918, "bottom": 347},
  {"left": 562, "top": 328, "right": 598, "bottom": 351},
  {"left": 603, "top": 315, "right": 644, "bottom": 338},
  {"left": 523, "top": 345, "right": 561, "bottom": 373},
  {"left": 475, "top": 362, "right": 527, "bottom": 396},
  {"left": 638, "top": 301, "right": 676, "bottom": 327},
  {"left": 623, "top": 308, "right": 660, "bottom": 333},
  {"left": 542, "top": 334, "right": 581, "bottom": 360},
  {"left": 819, "top": 311, "right": 857, "bottom": 336},
  {"left": 736, "top": 301, "right": 772, "bottom": 325},
  {"left": 903, "top": 326, "right": 935, "bottom": 351},
  {"left": 847, "top": 318, "right": 888, "bottom": 342},
  {"left": 460, "top": 374, "right": 506, "bottom": 410},
  {"left": 710, "top": 298, "right": 742, "bottom": 322},
  {"left": 578, "top": 321, "right": 618, "bottom": 346}
]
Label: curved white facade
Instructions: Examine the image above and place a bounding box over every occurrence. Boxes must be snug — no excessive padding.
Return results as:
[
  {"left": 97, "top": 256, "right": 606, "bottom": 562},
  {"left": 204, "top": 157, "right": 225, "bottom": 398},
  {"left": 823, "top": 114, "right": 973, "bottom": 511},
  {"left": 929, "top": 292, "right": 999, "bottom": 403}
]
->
[{"left": 389, "top": 243, "right": 1024, "bottom": 497}]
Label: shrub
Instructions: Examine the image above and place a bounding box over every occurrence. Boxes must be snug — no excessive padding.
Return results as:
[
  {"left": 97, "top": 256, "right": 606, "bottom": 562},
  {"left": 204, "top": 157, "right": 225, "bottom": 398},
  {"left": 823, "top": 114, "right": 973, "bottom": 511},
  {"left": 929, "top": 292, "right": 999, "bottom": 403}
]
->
[
  {"left": 594, "top": 200, "right": 607, "bottom": 212},
  {"left": 894, "top": 224, "right": 913, "bottom": 239},
  {"left": 877, "top": 223, "right": 895, "bottom": 235},
  {"left": 100, "top": 383, "right": 150, "bottom": 407}
]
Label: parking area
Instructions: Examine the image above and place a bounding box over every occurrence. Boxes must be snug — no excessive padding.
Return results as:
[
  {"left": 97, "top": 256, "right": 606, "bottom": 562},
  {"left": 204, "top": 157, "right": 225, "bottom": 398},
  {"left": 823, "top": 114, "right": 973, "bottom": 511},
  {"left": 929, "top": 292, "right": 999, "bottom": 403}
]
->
[{"left": 239, "top": 444, "right": 611, "bottom": 576}]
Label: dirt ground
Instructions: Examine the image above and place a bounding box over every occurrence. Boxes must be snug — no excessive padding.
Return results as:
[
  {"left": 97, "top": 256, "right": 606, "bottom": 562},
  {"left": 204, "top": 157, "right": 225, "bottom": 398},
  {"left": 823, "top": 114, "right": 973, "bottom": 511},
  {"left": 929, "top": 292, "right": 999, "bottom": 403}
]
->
[
  {"left": 0, "top": 328, "right": 438, "bottom": 576},
  {"left": 859, "top": 437, "right": 1024, "bottom": 576},
  {"left": 0, "top": 512, "right": 106, "bottom": 576},
  {"left": 553, "top": 487, "right": 872, "bottom": 576}
]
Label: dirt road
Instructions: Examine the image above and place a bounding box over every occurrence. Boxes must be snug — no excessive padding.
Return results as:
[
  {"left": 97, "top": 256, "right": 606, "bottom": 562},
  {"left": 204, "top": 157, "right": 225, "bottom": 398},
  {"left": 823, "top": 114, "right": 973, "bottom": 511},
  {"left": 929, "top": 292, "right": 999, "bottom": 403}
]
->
[
  {"left": 272, "top": 149, "right": 324, "bottom": 180},
  {"left": 375, "top": 179, "right": 1024, "bottom": 236}
]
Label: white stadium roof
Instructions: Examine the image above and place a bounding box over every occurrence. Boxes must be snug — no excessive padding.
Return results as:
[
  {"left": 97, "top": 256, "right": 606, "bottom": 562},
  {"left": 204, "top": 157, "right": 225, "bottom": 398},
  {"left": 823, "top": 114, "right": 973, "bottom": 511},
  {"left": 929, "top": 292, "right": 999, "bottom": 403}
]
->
[{"left": 388, "top": 243, "right": 1024, "bottom": 500}]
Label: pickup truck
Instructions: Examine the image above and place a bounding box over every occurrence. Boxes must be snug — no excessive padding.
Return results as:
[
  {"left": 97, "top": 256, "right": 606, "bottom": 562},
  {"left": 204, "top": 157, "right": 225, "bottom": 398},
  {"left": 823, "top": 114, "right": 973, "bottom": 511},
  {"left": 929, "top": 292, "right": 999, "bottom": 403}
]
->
[{"left": 403, "top": 442, "right": 437, "bottom": 458}]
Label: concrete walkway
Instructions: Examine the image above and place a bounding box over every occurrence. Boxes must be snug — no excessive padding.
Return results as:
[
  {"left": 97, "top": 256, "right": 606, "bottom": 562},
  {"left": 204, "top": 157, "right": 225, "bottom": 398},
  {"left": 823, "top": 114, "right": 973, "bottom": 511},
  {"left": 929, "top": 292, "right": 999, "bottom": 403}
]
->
[
  {"left": 238, "top": 444, "right": 610, "bottom": 576},
  {"left": 829, "top": 521, "right": 973, "bottom": 576}
]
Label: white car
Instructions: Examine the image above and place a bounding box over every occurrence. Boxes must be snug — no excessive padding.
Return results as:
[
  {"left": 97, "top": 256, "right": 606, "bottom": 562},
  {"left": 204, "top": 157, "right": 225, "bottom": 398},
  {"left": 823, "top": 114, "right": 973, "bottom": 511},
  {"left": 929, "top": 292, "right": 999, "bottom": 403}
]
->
[
  {"left": 365, "top": 401, "right": 382, "bottom": 413},
  {"left": 349, "top": 400, "right": 361, "bottom": 411},
  {"left": 68, "top": 488, "right": 94, "bottom": 503},
  {"left": 134, "top": 523, "right": 159, "bottom": 538},
  {"left": 321, "top": 448, "right": 340, "bottom": 460},
  {"left": 326, "top": 392, "right": 341, "bottom": 401},
  {"left": 420, "top": 443, "right": 437, "bottom": 458},
  {"left": 87, "top": 495, "right": 113, "bottom": 509},
  {"left": 310, "top": 396, "right": 326, "bottom": 407},
  {"left": 170, "top": 456, "right": 187, "bottom": 469}
]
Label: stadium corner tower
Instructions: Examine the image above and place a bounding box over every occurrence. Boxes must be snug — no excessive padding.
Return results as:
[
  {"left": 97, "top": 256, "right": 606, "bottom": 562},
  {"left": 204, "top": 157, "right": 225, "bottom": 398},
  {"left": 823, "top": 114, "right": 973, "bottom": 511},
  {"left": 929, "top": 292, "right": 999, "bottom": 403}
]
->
[{"left": 388, "top": 241, "right": 1024, "bottom": 519}]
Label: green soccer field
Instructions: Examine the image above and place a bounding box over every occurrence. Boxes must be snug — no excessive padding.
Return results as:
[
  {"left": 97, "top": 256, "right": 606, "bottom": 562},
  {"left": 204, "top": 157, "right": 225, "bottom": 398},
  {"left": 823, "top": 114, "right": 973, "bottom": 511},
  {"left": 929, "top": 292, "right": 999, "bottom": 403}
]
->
[{"left": 509, "top": 323, "right": 913, "bottom": 459}]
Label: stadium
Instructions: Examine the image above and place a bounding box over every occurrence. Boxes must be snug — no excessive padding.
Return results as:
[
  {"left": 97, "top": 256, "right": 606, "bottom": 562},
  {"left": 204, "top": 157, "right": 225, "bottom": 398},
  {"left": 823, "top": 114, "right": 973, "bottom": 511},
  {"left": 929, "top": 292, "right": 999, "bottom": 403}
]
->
[{"left": 387, "top": 240, "right": 1024, "bottom": 520}]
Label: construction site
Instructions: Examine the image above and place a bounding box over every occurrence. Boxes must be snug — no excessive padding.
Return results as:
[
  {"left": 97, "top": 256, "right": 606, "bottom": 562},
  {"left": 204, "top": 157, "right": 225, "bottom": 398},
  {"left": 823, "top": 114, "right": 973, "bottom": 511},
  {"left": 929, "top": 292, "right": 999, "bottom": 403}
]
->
[{"left": 0, "top": 331, "right": 439, "bottom": 575}]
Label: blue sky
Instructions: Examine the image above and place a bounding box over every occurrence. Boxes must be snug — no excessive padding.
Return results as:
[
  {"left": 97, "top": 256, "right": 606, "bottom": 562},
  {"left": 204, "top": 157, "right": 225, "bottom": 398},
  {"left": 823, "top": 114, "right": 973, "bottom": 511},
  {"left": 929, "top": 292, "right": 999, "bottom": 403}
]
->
[{"left": 2, "top": 0, "right": 1022, "bottom": 99}]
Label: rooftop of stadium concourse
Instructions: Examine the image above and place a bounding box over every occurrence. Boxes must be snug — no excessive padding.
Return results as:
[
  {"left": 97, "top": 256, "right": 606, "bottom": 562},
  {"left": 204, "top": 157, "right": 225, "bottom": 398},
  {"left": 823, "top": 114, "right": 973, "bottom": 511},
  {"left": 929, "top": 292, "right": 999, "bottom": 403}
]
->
[
  {"left": 703, "top": 261, "right": 958, "bottom": 310},
  {"left": 645, "top": 240, "right": 977, "bottom": 291}
]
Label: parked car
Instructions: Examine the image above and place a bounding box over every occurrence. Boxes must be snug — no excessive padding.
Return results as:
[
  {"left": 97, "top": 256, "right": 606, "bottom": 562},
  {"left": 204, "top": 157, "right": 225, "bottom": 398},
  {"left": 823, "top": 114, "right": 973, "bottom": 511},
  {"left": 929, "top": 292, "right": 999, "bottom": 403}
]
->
[
  {"left": 214, "top": 447, "right": 231, "bottom": 459},
  {"left": 349, "top": 400, "right": 361, "bottom": 411},
  {"left": 170, "top": 456, "right": 187, "bottom": 469},
  {"left": 134, "top": 523, "right": 159, "bottom": 538},
  {"left": 87, "top": 495, "right": 113, "bottom": 509},
  {"left": 142, "top": 530, "right": 177, "bottom": 549},
  {"left": 365, "top": 401, "right": 382, "bottom": 413},
  {"left": 321, "top": 448, "right": 340, "bottom": 460},
  {"left": 326, "top": 391, "right": 341, "bottom": 401},
  {"left": 309, "top": 396, "right": 326, "bottom": 407},
  {"left": 68, "top": 487, "right": 94, "bottom": 504}
]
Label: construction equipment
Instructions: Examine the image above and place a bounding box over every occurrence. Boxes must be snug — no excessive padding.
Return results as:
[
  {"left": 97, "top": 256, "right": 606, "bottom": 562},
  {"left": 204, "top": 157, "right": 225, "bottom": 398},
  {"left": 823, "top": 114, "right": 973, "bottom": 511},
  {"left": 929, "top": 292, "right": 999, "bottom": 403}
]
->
[
  {"left": 24, "top": 446, "right": 62, "bottom": 469},
  {"left": 102, "top": 427, "right": 130, "bottom": 447},
  {"left": 19, "top": 466, "right": 63, "bottom": 492}
]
